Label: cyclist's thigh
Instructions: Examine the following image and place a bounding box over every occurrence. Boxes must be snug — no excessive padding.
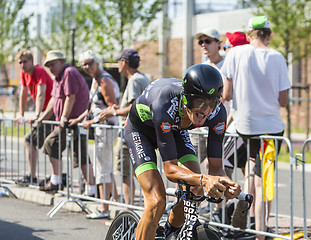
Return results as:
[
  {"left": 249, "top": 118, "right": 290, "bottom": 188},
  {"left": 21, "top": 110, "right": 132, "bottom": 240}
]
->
[{"left": 124, "top": 121, "right": 157, "bottom": 177}]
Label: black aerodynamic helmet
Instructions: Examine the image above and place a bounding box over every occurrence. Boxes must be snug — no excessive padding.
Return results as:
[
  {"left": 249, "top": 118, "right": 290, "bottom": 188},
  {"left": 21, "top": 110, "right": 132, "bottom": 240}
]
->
[{"left": 182, "top": 64, "right": 223, "bottom": 110}]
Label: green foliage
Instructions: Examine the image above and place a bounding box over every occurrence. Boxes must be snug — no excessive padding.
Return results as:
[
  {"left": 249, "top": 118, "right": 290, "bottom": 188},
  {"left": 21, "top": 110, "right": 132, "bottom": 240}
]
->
[
  {"left": 33, "top": 0, "right": 163, "bottom": 65},
  {"left": 35, "top": 0, "right": 84, "bottom": 63},
  {"left": 74, "top": 0, "right": 164, "bottom": 60},
  {"left": 0, "top": 0, "right": 30, "bottom": 65},
  {"left": 250, "top": 0, "right": 311, "bottom": 63}
]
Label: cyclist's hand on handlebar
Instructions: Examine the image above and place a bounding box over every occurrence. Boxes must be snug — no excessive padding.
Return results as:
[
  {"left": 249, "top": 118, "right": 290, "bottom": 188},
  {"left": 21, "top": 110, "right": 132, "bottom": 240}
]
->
[
  {"left": 203, "top": 175, "right": 228, "bottom": 199},
  {"left": 220, "top": 178, "right": 241, "bottom": 199}
]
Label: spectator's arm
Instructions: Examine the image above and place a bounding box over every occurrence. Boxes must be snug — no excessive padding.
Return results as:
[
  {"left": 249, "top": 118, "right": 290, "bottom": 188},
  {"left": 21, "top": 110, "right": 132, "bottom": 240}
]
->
[
  {"left": 222, "top": 77, "right": 233, "bottom": 102},
  {"left": 115, "top": 103, "right": 132, "bottom": 117},
  {"left": 38, "top": 97, "right": 54, "bottom": 123},
  {"left": 99, "top": 77, "right": 117, "bottom": 106},
  {"left": 278, "top": 89, "right": 288, "bottom": 107},
  {"left": 61, "top": 94, "right": 76, "bottom": 119},
  {"left": 19, "top": 85, "right": 28, "bottom": 118},
  {"left": 35, "top": 84, "right": 46, "bottom": 117}
]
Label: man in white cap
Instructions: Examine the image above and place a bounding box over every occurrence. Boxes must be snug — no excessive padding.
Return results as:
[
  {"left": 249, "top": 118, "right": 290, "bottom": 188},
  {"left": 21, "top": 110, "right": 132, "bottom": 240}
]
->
[
  {"left": 38, "top": 50, "right": 96, "bottom": 195},
  {"left": 195, "top": 28, "right": 224, "bottom": 68},
  {"left": 222, "top": 16, "right": 291, "bottom": 240}
]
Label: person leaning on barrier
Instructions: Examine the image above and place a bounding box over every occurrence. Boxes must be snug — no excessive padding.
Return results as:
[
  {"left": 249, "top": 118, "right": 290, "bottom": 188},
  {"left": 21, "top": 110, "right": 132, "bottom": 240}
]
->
[
  {"left": 123, "top": 64, "right": 241, "bottom": 240},
  {"left": 69, "top": 50, "right": 120, "bottom": 219},
  {"left": 16, "top": 49, "right": 54, "bottom": 184},
  {"left": 222, "top": 16, "right": 292, "bottom": 240},
  {"left": 99, "top": 49, "right": 151, "bottom": 207},
  {"left": 37, "top": 50, "right": 95, "bottom": 194}
]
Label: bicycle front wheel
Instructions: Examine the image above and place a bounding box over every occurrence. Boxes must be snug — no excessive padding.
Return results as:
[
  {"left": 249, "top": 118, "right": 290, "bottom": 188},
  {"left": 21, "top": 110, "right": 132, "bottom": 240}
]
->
[{"left": 105, "top": 210, "right": 140, "bottom": 240}]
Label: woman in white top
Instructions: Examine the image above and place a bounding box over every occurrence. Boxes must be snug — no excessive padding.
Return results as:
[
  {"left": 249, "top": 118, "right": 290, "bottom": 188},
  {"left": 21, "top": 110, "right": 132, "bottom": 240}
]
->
[{"left": 70, "top": 50, "right": 120, "bottom": 219}]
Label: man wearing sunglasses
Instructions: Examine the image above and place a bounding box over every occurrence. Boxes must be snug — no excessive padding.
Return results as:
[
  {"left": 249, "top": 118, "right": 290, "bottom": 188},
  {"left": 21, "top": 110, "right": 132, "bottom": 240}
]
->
[
  {"left": 16, "top": 49, "right": 54, "bottom": 185},
  {"left": 190, "top": 28, "right": 225, "bottom": 182},
  {"left": 195, "top": 28, "right": 224, "bottom": 69}
]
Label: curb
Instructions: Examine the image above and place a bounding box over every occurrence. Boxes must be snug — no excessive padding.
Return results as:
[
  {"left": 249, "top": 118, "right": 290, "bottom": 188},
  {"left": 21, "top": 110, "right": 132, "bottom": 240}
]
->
[{"left": 2, "top": 183, "right": 123, "bottom": 220}]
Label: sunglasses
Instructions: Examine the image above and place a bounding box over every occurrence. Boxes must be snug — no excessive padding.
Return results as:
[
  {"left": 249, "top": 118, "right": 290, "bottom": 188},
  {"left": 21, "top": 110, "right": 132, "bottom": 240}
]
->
[
  {"left": 198, "top": 38, "right": 215, "bottom": 45},
  {"left": 223, "top": 44, "right": 232, "bottom": 51},
  {"left": 19, "top": 60, "right": 28, "bottom": 65},
  {"left": 82, "top": 59, "right": 94, "bottom": 67}
]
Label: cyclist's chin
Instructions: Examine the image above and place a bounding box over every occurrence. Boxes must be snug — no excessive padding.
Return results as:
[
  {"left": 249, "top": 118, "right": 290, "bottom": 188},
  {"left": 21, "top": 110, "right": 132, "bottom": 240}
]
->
[{"left": 191, "top": 115, "right": 207, "bottom": 127}]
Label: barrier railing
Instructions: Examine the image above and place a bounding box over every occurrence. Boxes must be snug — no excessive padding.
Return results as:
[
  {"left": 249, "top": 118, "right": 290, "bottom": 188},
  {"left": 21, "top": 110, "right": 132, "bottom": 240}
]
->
[
  {"left": 188, "top": 131, "right": 305, "bottom": 240},
  {"left": 0, "top": 117, "right": 309, "bottom": 239}
]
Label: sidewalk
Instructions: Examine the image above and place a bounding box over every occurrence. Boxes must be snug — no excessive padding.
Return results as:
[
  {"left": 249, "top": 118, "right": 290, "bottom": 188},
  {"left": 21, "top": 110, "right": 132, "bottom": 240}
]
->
[{"left": 0, "top": 182, "right": 134, "bottom": 220}]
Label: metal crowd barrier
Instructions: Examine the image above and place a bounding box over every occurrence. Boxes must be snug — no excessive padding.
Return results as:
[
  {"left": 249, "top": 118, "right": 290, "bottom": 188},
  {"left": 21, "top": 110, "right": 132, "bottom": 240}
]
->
[
  {"left": 191, "top": 132, "right": 307, "bottom": 240},
  {"left": 0, "top": 117, "right": 309, "bottom": 240}
]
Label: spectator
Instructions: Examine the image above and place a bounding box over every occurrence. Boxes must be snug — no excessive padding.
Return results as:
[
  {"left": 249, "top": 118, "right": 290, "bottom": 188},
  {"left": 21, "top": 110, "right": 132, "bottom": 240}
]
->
[
  {"left": 16, "top": 49, "right": 53, "bottom": 184},
  {"left": 38, "top": 50, "right": 96, "bottom": 198},
  {"left": 70, "top": 50, "right": 120, "bottom": 219},
  {"left": 191, "top": 28, "right": 224, "bottom": 164},
  {"left": 193, "top": 28, "right": 225, "bottom": 218},
  {"left": 99, "top": 49, "right": 151, "bottom": 207},
  {"left": 222, "top": 16, "right": 291, "bottom": 239},
  {"left": 222, "top": 32, "right": 249, "bottom": 179},
  {"left": 195, "top": 28, "right": 224, "bottom": 68}
]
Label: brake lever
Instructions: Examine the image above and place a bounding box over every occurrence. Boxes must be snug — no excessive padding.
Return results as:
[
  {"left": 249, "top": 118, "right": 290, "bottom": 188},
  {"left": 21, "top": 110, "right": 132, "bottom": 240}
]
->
[{"left": 239, "top": 194, "right": 253, "bottom": 214}]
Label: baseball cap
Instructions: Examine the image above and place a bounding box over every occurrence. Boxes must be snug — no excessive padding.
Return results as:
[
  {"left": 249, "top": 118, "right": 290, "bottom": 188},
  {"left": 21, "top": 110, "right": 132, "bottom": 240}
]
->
[
  {"left": 195, "top": 28, "right": 220, "bottom": 40},
  {"left": 248, "top": 16, "right": 270, "bottom": 30},
  {"left": 225, "top": 32, "right": 249, "bottom": 47},
  {"left": 44, "top": 50, "right": 65, "bottom": 66},
  {"left": 113, "top": 49, "right": 139, "bottom": 61}
]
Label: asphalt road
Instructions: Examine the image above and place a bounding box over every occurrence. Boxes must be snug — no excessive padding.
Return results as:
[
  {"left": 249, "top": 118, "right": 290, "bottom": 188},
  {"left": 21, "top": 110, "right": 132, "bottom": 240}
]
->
[{"left": 0, "top": 197, "right": 110, "bottom": 240}]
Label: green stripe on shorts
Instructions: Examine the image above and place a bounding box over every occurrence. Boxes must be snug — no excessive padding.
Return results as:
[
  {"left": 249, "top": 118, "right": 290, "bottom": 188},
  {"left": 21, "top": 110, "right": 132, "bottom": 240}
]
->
[
  {"left": 177, "top": 154, "right": 198, "bottom": 166},
  {"left": 135, "top": 161, "right": 157, "bottom": 177}
]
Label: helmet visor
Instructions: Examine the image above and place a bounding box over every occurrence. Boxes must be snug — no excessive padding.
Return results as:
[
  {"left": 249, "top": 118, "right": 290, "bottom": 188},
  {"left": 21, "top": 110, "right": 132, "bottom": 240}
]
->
[{"left": 188, "top": 96, "right": 219, "bottom": 112}]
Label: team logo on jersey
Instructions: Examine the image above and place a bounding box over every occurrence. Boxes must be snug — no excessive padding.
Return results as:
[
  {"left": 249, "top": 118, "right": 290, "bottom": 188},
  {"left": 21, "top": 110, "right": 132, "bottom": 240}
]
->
[
  {"left": 161, "top": 122, "right": 171, "bottom": 133},
  {"left": 167, "top": 96, "right": 179, "bottom": 120},
  {"left": 213, "top": 122, "right": 225, "bottom": 135}
]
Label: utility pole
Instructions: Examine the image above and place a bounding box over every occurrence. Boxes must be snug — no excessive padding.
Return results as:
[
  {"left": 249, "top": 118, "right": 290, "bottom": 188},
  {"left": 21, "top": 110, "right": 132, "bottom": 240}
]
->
[
  {"left": 159, "top": 0, "right": 169, "bottom": 78},
  {"left": 182, "top": 0, "right": 194, "bottom": 73},
  {"left": 71, "top": 23, "right": 76, "bottom": 66},
  {"left": 36, "top": 13, "right": 42, "bottom": 65}
]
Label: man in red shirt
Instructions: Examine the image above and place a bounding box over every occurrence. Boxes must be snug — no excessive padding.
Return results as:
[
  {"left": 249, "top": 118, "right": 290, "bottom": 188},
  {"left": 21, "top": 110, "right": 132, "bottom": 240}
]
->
[{"left": 16, "top": 49, "right": 53, "bottom": 184}]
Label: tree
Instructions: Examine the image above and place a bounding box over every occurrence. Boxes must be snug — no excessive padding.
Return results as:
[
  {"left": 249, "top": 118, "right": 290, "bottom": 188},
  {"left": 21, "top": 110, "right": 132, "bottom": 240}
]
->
[
  {"left": 36, "top": 0, "right": 85, "bottom": 65},
  {"left": 0, "top": 0, "right": 29, "bottom": 86},
  {"left": 248, "top": 0, "right": 311, "bottom": 140},
  {"left": 75, "top": 0, "right": 164, "bottom": 59}
]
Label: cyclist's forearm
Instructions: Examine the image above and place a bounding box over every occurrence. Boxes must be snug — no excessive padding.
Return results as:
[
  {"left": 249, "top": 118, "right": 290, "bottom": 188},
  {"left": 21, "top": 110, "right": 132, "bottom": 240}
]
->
[{"left": 162, "top": 160, "right": 203, "bottom": 186}]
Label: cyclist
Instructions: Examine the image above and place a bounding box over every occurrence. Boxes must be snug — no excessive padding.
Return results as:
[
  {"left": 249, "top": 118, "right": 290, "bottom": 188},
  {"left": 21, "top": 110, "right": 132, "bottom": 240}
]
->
[{"left": 124, "top": 64, "right": 241, "bottom": 240}]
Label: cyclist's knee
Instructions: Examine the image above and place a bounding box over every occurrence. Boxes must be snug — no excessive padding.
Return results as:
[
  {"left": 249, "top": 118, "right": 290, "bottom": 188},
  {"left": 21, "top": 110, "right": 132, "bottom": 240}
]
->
[{"left": 148, "top": 195, "right": 166, "bottom": 217}]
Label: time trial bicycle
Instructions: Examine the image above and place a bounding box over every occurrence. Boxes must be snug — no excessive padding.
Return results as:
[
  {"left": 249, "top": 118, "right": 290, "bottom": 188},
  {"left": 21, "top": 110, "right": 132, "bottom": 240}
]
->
[{"left": 105, "top": 180, "right": 253, "bottom": 240}]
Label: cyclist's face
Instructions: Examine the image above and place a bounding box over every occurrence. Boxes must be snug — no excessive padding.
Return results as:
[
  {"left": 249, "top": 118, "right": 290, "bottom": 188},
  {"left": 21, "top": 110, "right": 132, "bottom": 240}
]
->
[{"left": 185, "top": 105, "right": 213, "bottom": 127}]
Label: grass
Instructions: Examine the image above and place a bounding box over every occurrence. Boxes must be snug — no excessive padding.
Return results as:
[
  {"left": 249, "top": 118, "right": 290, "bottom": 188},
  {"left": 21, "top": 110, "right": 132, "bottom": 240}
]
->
[
  {"left": 278, "top": 148, "right": 311, "bottom": 164},
  {"left": 0, "top": 125, "right": 30, "bottom": 137}
]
